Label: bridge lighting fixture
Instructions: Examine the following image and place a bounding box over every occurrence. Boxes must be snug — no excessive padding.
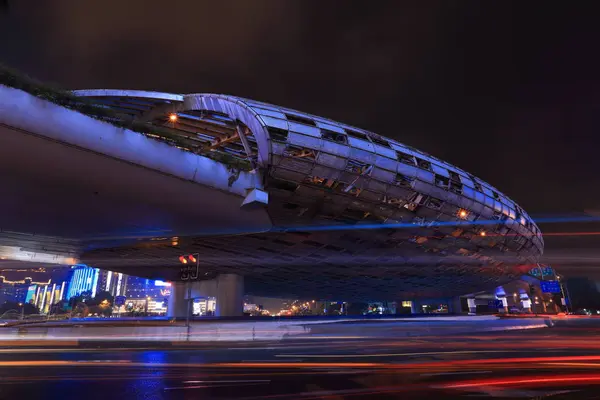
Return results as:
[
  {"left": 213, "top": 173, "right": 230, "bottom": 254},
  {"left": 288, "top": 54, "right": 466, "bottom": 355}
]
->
[
  {"left": 168, "top": 113, "right": 178, "bottom": 122},
  {"left": 479, "top": 231, "right": 487, "bottom": 237},
  {"left": 178, "top": 255, "right": 187, "bottom": 264},
  {"left": 188, "top": 254, "right": 197, "bottom": 263},
  {"left": 458, "top": 209, "right": 468, "bottom": 219}
]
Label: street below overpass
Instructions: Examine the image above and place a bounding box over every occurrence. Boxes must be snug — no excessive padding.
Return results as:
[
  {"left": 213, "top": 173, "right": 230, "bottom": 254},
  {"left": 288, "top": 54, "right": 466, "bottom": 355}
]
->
[{"left": 1, "top": 318, "right": 600, "bottom": 398}]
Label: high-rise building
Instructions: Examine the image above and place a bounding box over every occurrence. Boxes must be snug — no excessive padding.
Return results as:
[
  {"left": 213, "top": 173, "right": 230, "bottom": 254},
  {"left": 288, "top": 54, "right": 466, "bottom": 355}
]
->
[
  {"left": 0, "top": 274, "right": 65, "bottom": 309},
  {"left": 98, "top": 270, "right": 128, "bottom": 297},
  {"left": 65, "top": 266, "right": 130, "bottom": 300},
  {"left": 0, "top": 275, "right": 34, "bottom": 303},
  {"left": 65, "top": 265, "right": 99, "bottom": 299},
  {"left": 31, "top": 281, "right": 67, "bottom": 313}
]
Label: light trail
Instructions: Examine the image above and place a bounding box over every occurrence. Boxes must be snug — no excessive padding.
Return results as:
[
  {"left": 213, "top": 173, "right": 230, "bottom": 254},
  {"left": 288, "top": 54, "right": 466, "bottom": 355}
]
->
[
  {"left": 276, "top": 350, "right": 520, "bottom": 358},
  {"left": 442, "top": 374, "right": 600, "bottom": 389},
  {"left": 276, "top": 214, "right": 600, "bottom": 234}
]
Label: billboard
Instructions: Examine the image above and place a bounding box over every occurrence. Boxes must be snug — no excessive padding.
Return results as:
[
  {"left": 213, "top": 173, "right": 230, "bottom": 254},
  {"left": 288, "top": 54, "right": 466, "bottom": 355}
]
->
[
  {"left": 530, "top": 266, "right": 554, "bottom": 277},
  {"left": 540, "top": 280, "right": 561, "bottom": 294}
]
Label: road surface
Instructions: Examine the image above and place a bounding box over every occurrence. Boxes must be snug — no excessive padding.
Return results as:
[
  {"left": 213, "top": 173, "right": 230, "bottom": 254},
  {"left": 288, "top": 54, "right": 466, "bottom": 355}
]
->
[{"left": 1, "top": 321, "right": 600, "bottom": 399}]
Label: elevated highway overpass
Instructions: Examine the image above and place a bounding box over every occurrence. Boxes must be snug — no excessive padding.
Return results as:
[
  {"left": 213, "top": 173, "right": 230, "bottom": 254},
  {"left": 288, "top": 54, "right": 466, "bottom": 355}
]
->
[{"left": 0, "top": 82, "right": 545, "bottom": 314}]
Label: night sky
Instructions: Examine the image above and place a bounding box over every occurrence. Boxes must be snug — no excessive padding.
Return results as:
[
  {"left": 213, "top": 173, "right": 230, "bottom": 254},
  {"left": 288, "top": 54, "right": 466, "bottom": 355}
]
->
[{"left": 2, "top": 1, "right": 600, "bottom": 272}]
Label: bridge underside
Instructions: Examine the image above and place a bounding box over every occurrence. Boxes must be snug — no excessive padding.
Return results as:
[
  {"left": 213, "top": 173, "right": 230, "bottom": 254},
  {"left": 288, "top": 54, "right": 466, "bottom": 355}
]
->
[
  {"left": 0, "top": 120, "right": 272, "bottom": 252},
  {"left": 0, "top": 122, "right": 531, "bottom": 301},
  {"left": 0, "top": 84, "right": 547, "bottom": 302},
  {"left": 77, "top": 228, "right": 531, "bottom": 301}
]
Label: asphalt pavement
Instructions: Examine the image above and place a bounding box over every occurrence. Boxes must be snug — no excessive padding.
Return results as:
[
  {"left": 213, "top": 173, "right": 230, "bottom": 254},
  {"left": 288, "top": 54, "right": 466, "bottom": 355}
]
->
[{"left": 1, "top": 320, "right": 600, "bottom": 399}]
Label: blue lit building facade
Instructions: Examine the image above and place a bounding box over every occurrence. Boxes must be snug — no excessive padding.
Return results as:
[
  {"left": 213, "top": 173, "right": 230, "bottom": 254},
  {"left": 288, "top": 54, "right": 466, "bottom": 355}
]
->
[
  {"left": 66, "top": 265, "right": 100, "bottom": 299},
  {"left": 125, "top": 276, "right": 171, "bottom": 299}
]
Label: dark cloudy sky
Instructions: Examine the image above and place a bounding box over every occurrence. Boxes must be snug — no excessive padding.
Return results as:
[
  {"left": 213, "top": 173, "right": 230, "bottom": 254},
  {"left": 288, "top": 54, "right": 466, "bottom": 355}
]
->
[{"left": 2, "top": 1, "right": 600, "bottom": 267}]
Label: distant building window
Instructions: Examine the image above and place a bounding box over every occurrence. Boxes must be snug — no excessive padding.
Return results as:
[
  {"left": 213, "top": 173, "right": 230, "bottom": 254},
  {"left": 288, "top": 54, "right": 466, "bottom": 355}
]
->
[{"left": 401, "top": 301, "right": 412, "bottom": 308}]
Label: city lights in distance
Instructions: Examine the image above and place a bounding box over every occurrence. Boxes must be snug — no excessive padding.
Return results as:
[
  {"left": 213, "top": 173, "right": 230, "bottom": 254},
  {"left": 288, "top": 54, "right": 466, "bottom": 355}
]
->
[{"left": 480, "top": 231, "right": 487, "bottom": 237}]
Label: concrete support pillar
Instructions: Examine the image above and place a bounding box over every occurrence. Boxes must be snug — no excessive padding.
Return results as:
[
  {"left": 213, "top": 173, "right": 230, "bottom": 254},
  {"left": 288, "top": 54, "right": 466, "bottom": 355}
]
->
[
  {"left": 497, "top": 296, "right": 509, "bottom": 313},
  {"left": 449, "top": 297, "right": 463, "bottom": 314},
  {"left": 216, "top": 274, "right": 244, "bottom": 317},
  {"left": 521, "top": 298, "right": 532, "bottom": 313},
  {"left": 167, "top": 281, "right": 188, "bottom": 318},
  {"left": 467, "top": 298, "right": 477, "bottom": 315},
  {"left": 411, "top": 300, "right": 420, "bottom": 314}
]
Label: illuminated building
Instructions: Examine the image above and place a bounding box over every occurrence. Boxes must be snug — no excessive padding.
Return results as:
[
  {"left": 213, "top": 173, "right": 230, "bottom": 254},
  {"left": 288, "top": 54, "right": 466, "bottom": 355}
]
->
[
  {"left": 99, "top": 270, "right": 128, "bottom": 297},
  {"left": 65, "top": 265, "right": 99, "bottom": 299},
  {"left": 125, "top": 277, "right": 171, "bottom": 300},
  {"left": 193, "top": 297, "right": 216, "bottom": 316},
  {"left": 0, "top": 275, "right": 33, "bottom": 303},
  {"left": 30, "top": 281, "right": 66, "bottom": 313},
  {"left": 0, "top": 274, "right": 66, "bottom": 312}
]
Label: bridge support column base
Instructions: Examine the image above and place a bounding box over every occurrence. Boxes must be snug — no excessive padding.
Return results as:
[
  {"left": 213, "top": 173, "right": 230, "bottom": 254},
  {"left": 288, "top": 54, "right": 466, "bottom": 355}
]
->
[
  {"left": 167, "top": 281, "right": 189, "bottom": 318},
  {"left": 216, "top": 274, "right": 244, "bottom": 317},
  {"left": 449, "top": 297, "right": 464, "bottom": 314},
  {"left": 411, "top": 300, "right": 421, "bottom": 314},
  {"left": 467, "top": 298, "right": 477, "bottom": 315}
]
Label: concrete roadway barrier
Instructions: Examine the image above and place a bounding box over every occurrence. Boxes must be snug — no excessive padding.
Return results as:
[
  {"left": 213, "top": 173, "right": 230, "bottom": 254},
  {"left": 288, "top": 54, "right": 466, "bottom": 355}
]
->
[{"left": 0, "top": 316, "right": 553, "bottom": 343}]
